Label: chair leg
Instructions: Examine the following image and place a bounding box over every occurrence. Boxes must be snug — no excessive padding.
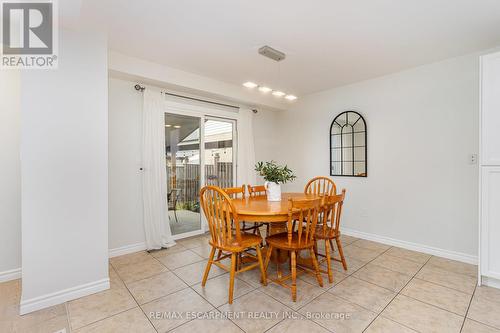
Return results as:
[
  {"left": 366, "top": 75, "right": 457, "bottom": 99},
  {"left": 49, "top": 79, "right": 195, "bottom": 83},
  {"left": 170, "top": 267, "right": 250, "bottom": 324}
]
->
[
  {"left": 174, "top": 209, "right": 179, "bottom": 223},
  {"left": 335, "top": 237, "right": 348, "bottom": 271},
  {"left": 255, "top": 245, "right": 267, "bottom": 286},
  {"left": 264, "top": 245, "right": 273, "bottom": 272},
  {"left": 324, "top": 239, "right": 333, "bottom": 284},
  {"left": 309, "top": 248, "right": 323, "bottom": 287},
  {"left": 291, "top": 250, "right": 297, "bottom": 302},
  {"left": 202, "top": 246, "right": 216, "bottom": 286},
  {"left": 228, "top": 253, "right": 237, "bottom": 304}
]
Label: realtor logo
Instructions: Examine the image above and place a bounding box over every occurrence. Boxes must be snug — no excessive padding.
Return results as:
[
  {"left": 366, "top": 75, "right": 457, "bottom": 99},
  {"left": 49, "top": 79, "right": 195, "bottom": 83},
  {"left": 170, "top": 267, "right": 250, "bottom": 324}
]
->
[{"left": 1, "top": 0, "right": 58, "bottom": 68}]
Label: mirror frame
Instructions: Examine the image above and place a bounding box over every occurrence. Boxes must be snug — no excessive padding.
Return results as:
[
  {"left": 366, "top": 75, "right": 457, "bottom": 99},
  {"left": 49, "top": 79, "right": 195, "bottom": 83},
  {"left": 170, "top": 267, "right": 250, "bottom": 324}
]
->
[{"left": 329, "top": 111, "right": 367, "bottom": 177}]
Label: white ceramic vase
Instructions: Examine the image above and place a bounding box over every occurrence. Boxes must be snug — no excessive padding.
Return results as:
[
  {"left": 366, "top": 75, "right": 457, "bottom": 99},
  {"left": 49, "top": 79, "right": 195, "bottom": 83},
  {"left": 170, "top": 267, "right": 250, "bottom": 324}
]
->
[{"left": 265, "top": 181, "right": 282, "bottom": 201}]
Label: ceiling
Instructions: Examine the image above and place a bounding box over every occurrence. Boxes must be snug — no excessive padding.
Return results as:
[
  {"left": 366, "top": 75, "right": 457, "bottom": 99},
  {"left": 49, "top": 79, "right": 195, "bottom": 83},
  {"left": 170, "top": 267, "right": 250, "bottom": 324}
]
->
[{"left": 77, "top": 0, "right": 500, "bottom": 96}]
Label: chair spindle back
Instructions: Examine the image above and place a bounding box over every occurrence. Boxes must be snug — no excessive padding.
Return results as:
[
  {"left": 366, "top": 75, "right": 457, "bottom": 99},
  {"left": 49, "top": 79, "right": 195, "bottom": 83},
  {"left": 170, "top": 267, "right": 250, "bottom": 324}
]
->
[
  {"left": 287, "top": 198, "right": 321, "bottom": 246},
  {"left": 200, "top": 186, "right": 242, "bottom": 246},
  {"left": 247, "top": 185, "right": 267, "bottom": 197},
  {"left": 319, "top": 189, "right": 346, "bottom": 238},
  {"left": 304, "top": 176, "right": 337, "bottom": 196}
]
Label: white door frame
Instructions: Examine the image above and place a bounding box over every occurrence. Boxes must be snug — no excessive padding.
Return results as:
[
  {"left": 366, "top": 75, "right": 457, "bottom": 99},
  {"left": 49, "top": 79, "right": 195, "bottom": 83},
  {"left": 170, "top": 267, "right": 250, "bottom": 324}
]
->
[{"left": 164, "top": 100, "right": 238, "bottom": 238}]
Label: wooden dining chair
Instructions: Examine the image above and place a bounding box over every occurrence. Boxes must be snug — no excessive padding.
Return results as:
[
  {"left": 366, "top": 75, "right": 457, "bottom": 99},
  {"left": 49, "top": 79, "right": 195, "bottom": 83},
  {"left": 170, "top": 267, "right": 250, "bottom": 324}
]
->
[
  {"left": 223, "top": 185, "right": 261, "bottom": 235},
  {"left": 247, "top": 184, "right": 267, "bottom": 197},
  {"left": 314, "top": 189, "right": 347, "bottom": 283},
  {"left": 264, "top": 197, "right": 323, "bottom": 301},
  {"left": 200, "top": 185, "right": 267, "bottom": 304},
  {"left": 304, "top": 176, "right": 337, "bottom": 196}
]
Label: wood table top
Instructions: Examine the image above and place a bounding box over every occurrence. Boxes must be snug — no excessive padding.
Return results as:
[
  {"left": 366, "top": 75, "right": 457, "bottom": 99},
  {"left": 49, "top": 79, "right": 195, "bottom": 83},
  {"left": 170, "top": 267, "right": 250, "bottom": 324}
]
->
[{"left": 231, "top": 192, "right": 321, "bottom": 222}]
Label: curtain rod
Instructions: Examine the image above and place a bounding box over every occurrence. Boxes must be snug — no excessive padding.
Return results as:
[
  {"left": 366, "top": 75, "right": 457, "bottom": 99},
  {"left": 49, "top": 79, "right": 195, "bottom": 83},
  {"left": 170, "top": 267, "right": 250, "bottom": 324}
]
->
[{"left": 134, "top": 84, "right": 242, "bottom": 110}]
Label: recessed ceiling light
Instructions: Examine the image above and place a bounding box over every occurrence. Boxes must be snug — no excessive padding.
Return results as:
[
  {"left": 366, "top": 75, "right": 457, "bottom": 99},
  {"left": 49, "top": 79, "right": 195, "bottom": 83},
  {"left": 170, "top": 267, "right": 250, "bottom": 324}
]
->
[
  {"left": 285, "top": 95, "right": 297, "bottom": 101},
  {"left": 165, "top": 124, "right": 172, "bottom": 127},
  {"left": 173, "top": 125, "right": 181, "bottom": 129},
  {"left": 243, "top": 81, "right": 258, "bottom": 88},
  {"left": 272, "top": 91, "right": 285, "bottom": 97},
  {"left": 258, "top": 86, "right": 272, "bottom": 93}
]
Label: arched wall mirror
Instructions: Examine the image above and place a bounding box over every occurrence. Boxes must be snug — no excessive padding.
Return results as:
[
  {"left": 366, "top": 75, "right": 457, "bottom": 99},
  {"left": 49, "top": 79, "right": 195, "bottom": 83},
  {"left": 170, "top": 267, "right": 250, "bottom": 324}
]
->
[{"left": 330, "top": 111, "right": 367, "bottom": 177}]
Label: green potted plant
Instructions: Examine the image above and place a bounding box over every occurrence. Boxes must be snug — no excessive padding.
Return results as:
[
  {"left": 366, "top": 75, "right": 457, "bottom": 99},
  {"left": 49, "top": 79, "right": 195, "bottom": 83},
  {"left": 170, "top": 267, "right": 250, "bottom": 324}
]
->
[{"left": 255, "top": 161, "right": 296, "bottom": 201}]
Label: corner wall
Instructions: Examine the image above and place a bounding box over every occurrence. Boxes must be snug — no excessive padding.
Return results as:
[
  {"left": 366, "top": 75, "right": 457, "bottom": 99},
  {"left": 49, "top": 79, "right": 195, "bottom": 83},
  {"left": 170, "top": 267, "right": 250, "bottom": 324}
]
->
[
  {"left": 0, "top": 70, "right": 21, "bottom": 282},
  {"left": 276, "top": 52, "right": 480, "bottom": 261},
  {"left": 20, "top": 29, "right": 109, "bottom": 314}
]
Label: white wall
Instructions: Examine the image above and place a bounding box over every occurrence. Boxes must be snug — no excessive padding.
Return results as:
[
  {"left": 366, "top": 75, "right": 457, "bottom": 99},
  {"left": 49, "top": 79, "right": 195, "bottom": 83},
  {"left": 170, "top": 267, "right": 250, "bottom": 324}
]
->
[
  {"left": 275, "top": 53, "right": 480, "bottom": 261},
  {"left": 0, "top": 70, "right": 21, "bottom": 281},
  {"left": 20, "top": 29, "right": 109, "bottom": 314},
  {"left": 108, "top": 78, "right": 146, "bottom": 251},
  {"left": 108, "top": 77, "right": 281, "bottom": 250}
]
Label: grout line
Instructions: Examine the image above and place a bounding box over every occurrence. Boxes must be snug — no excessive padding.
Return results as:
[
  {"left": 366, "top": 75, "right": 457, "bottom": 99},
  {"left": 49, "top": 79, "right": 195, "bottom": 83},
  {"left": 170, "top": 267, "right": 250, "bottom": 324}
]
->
[
  {"left": 460, "top": 283, "right": 478, "bottom": 332},
  {"left": 361, "top": 254, "right": 433, "bottom": 333}
]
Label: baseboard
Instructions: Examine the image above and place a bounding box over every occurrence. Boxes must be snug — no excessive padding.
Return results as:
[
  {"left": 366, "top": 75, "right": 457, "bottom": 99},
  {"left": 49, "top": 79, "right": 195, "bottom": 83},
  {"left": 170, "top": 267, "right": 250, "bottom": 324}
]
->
[
  {"left": 342, "top": 227, "right": 478, "bottom": 265},
  {"left": 482, "top": 276, "right": 500, "bottom": 289},
  {"left": 108, "top": 242, "right": 147, "bottom": 258},
  {"left": 0, "top": 267, "right": 21, "bottom": 283},
  {"left": 20, "top": 278, "right": 110, "bottom": 315}
]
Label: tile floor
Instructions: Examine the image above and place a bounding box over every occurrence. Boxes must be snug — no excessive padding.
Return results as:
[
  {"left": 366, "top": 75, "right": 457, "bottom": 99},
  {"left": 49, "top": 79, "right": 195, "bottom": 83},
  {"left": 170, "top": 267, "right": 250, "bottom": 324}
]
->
[{"left": 1, "top": 233, "right": 500, "bottom": 333}]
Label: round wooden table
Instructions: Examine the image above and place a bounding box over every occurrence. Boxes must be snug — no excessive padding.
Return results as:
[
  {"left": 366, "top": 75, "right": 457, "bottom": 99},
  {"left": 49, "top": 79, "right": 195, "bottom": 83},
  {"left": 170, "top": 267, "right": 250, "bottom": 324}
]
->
[
  {"left": 231, "top": 192, "right": 322, "bottom": 267},
  {"left": 231, "top": 192, "right": 321, "bottom": 223}
]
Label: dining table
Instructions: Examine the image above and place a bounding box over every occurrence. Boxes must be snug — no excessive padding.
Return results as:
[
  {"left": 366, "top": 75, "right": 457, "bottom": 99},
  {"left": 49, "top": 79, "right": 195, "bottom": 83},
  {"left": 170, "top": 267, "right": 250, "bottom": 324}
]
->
[{"left": 231, "top": 192, "right": 323, "bottom": 274}]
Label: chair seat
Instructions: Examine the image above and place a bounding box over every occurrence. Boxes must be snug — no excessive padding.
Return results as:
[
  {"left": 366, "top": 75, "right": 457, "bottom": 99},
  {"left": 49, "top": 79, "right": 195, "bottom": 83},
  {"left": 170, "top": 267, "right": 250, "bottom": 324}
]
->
[
  {"left": 314, "top": 225, "right": 339, "bottom": 239},
  {"left": 266, "top": 232, "right": 315, "bottom": 250},
  {"left": 210, "top": 232, "right": 262, "bottom": 252}
]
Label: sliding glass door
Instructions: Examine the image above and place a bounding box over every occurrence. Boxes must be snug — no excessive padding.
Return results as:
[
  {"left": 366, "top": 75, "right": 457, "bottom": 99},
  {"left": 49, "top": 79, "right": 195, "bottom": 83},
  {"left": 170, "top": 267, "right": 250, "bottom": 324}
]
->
[{"left": 165, "top": 112, "right": 236, "bottom": 238}]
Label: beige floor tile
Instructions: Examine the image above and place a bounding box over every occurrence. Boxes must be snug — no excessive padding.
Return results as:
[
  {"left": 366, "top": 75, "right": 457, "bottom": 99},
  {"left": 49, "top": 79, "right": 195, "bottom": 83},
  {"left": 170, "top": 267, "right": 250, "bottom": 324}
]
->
[
  {"left": 173, "top": 260, "right": 226, "bottom": 286},
  {"left": 299, "top": 268, "right": 348, "bottom": 287},
  {"left": 385, "top": 247, "right": 431, "bottom": 264},
  {"left": 381, "top": 294, "right": 463, "bottom": 333},
  {"left": 473, "top": 285, "right": 500, "bottom": 303},
  {"left": 299, "top": 293, "right": 377, "bottom": 332},
  {"left": 468, "top": 289, "right": 500, "bottom": 329},
  {"left": 110, "top": 251, "right": 153, "bottom": 269},
  {"left": 127, "top": 271, "right": 188, "bottom": 304},
  {"left": 219, "top": 290, "right": 292, "bottom": 333},
  {"left": 339, "top": 235, "right": 360, "bottom": 245},
  {"left": 462, "top": 319, "right": 500, "bottom": 333},
  {"left": 350, "top": 239, "right": 391, "bottom": 252},
  {"left": 141, "top": 288, "right": 214, "bottom": 332},
  {"left": 150, "top": 244, "right": 188, "bottom": 258},
  {"left": 176, "top": 235, "right": 210, "bottom": 249},
  {"left": 330, "top": 276, "right": 396, "bottom": 313},
  {"left": 371, "top": 254, "right": 424, "bottom": 276},
  {"left": 170, "top": 316, "right": 243, "bottom": 333},
  {"left": 68, "top": 285, "right": 137, "bottom": 330},
  {"left": 0, "top": 303, "right": 68, "bottom": 333},
  {"left": 267, "top": 317, "right": 329, "bottom": 333},
  {"left": 0, "top": 279, "right": 21, "bottom": 306},
  {"left": 332, "top": 256, "right": 367, "bottom": 275},
  {"left": 353, "top": 263, "right": 412, "bottom": 292},
  {"left": 259, "top": 279, "right": 325, "bottom": 310},
  {"left": 426, "top": 256, "right": 477, "bottom": 278},
  {"left": 342, "top": 244, "right": 381, "bottom": 262},
  {"left": 416, "top": 264, "right": 477, "bottom": 294},
  {"left": 236, "top": 262, "right": 276, "bottom": 288},
  {"left": 73, "top": 307, "right": 155, "bottom": 333},
  {"left": 193, "top": 274, "right": 256, "bottom": 307},
  {"left": 108, "top": 265, "right": 126, "bottom": 289},
  {"left": 190, "top": 243, "right": 214, "bottom": 259},
  {"left": 114, "top": 257, "right": 168, "bottom": 284},
  {"left": 401, "top": 278, "right": 472, "bottom": 315},
  {"left": 156, "top": 249, "right": 204, "bottom": 270},
  {"left": 365, "top": 316, "right": 417, "bottom": 333}
]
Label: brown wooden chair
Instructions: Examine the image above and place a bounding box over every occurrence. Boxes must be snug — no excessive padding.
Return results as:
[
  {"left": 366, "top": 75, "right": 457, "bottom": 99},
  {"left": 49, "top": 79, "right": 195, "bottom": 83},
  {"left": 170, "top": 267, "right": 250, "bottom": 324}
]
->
[
  {"left": 264, "top": 197, "right": 323, "bottom": 301},
  {"left": 247, "top": 184, "right": 267, "bottom": 197},
  {"left": 304, "top": 176, "right": 337, "bottom": 196},
  {"left": 314, "top": 189, "right": 347, "bottom": 283},
  {"left": 223, "top": 185, "right": 261, "bottom": 235},
  {"left": 200, "top": 185, "right": 267, "bottom": 304}
]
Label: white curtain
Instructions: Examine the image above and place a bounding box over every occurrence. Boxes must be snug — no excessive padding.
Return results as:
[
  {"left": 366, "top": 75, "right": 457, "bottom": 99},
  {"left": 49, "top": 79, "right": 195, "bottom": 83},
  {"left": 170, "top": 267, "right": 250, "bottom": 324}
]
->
[
  {"left": 142, "top": 88, "right": 176, "bottom": 250},
  {"left": 237, "top": 108, "right": 257, "bottom": 188}
]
